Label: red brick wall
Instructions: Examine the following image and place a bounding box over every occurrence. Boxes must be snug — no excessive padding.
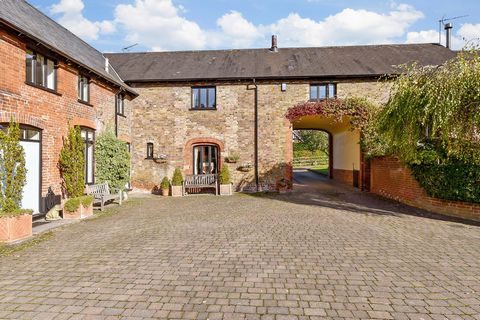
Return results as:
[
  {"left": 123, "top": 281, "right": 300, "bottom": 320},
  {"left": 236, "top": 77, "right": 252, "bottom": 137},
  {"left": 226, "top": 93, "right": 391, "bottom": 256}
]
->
[
  {"left": 371, "top": 156, "right": 480, "bottom": 222},
  {"left": 0, "top": 28, "right": 126, "bottom": 209}
]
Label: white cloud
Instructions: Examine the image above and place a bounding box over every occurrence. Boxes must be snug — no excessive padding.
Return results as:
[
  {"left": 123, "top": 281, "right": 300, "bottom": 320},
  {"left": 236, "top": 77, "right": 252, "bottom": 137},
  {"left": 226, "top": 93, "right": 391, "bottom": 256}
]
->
[
  {"left": 458, "top": 23, "right": 480, "bottom": 44},
  {"left": 262, "top": 4, "right": 424, "bottom": 47},
  {"left": 51, "top": 0, "right": 116, "bottom": 41},
  {"left": 114, "top": 0, "right": 206, "bottom": 51},
  {"left": 213, "top": 11, "right": 263, "bottom": 48},
  {"left": 406, "top": 29, "right": 439, "bottom": 44}
]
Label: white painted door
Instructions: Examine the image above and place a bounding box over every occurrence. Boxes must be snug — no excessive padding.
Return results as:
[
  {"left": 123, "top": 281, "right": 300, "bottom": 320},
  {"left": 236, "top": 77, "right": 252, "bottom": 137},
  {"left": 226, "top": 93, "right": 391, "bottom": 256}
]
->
[{"left": 20, "top": 141, "right": 40, "bottom": 214}]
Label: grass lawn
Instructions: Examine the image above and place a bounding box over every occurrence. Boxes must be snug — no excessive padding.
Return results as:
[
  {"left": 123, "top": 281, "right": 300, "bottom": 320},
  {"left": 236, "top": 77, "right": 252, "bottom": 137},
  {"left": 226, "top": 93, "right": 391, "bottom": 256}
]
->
[{"left": 310, "top": 164, "right": 329, "bottom": 176}]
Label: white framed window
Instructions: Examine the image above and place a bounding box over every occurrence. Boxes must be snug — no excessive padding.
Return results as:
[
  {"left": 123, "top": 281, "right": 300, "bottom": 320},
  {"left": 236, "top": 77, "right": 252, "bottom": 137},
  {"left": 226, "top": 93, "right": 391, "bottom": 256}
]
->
[
  {"left": 116, "top": 94, "right": 125, "bottom": 116},
  {"left": 81, "top": 128, "right": 95, "bottom": 185},
  {"left": 78, "top": 75, "right": 90, "bottom": 103},
  {"left": 26, "top": 50, "right": 56, "bottom": 91}
]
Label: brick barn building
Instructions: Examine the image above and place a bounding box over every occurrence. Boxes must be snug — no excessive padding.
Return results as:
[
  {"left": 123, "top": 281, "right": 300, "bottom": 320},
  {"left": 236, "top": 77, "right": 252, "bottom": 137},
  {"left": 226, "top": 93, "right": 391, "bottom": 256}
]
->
[{"left": 1, "top": 0, "right": 461, "bottom": 217}]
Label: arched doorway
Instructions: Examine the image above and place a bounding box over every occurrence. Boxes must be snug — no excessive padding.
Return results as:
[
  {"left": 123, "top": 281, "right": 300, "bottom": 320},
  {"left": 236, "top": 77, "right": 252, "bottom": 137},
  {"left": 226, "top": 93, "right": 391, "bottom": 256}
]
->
[{"left": 193, "top": 145, "right": 219, "bottom": 175}]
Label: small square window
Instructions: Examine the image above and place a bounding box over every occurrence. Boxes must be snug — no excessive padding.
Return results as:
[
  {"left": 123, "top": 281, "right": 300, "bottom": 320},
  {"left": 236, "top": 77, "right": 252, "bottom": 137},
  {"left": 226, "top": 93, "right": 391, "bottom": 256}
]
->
[
  {"left": 26, "top": 50, "right": 57, "bottom": 91},
  {"left": 192, "top": 87, "right": 216, "bottom": 109},
  {"left": 309, "top": 83, "right": 336, "bottom": 101},
  {"left": 146, "top": 143, "right": 154, "bottom": 159}
]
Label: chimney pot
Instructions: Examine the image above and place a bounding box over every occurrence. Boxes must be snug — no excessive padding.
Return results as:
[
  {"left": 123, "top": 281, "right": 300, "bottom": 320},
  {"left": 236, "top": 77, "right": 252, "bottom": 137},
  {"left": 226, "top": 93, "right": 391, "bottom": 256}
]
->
[
  {"left": 270, "top": 35, "right": 278, "bottom": 52},
  {"left": 445, "top": 23, "right": 453, "bottom": 49}
]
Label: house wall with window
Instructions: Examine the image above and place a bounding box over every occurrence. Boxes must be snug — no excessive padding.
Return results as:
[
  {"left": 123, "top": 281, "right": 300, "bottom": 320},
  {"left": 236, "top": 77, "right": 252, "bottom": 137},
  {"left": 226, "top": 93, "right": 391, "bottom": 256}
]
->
[
  {"left": 0, "top": 27, "right": 130, "bottom": 212},
  {"left": 127, "top": 79, "right": 389, "bottom": 191}
]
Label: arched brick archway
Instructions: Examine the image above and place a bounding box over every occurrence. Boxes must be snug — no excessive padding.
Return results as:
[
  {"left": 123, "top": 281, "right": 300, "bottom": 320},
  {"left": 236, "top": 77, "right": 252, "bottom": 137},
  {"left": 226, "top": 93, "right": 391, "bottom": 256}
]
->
[
  {"left": 184, "top": 138, "right": 225, "bottom": 175},
  {"left": 0, "top": 111, "right": 46, "bottom": 129}
]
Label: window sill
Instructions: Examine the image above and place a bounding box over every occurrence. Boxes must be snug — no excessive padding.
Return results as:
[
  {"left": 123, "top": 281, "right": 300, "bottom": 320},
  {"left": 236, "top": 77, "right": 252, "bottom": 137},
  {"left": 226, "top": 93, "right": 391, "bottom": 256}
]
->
[
  {"left": 25, "top": 82, "right": 61, "bottom": 96},
  {"left": 78, "top": 99, "right": 93, "bottom": 107},
  {"left": 189, "top": 108, "right": 217, "bottom": 111}
]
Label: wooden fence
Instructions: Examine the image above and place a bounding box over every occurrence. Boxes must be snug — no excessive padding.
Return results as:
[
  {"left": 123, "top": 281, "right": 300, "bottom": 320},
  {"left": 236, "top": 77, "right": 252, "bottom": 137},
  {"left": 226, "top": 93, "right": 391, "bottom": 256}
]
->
[{"left": 292, "top": 157, "right": 328, "bottom": 168}]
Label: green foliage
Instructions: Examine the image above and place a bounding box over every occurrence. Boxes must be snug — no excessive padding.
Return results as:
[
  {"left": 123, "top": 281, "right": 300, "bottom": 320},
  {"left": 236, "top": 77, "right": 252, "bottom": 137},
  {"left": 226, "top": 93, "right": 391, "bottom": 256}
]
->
[
  {"left": 0, "top": 209, "right": 32, "bottom": 218},
  {"left": 64, "top": 197, "right": 81, "bottom": 213},
  {"left": 160, "top": 177, "right": 170, "bottom": 190},
  {"left": 410, "top": 163, "right": 480, "bottom": 203},
  {"left": 219, "top": 166, "right": 231, "bottom": 184},
  {"left": 364, "top": 50, "right": 480, "bottom": 203},
  {"left": 294, "top": 130, "right": 329, "bottom": 156},
  {"left": 171, "top": 168, "right": 183, "bottom": 186},
  {"left": 95, "top": 128, "right": 131, "bottom": 191},
  {"left": 80, "top": 195, "right": 93, "bottom": 207},
  {"left": 59, "top": 126, "right": 85, "bottom": 198},
  {"left": 0, "top": 121, "right": 27, "bottom": 213}
]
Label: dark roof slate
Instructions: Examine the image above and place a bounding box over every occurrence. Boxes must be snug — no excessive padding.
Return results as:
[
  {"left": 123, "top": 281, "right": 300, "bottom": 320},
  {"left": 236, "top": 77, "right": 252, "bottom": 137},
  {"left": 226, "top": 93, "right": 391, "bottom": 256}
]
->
[
  {"left": 106, "top": 44, "right": 455, "bottom": 82},
  {"left": 0, "top": 0, "right": 137, "bottom": 95}
]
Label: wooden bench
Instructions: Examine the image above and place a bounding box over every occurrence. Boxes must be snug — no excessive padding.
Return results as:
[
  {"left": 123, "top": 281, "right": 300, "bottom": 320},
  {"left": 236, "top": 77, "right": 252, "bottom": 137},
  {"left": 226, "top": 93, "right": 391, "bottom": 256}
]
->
[
  {"left": 85, "top": 182, "right": 122, "bottom": 211},
  {"left": 183, "top": 174, "right": 218, "bottom": 196}
]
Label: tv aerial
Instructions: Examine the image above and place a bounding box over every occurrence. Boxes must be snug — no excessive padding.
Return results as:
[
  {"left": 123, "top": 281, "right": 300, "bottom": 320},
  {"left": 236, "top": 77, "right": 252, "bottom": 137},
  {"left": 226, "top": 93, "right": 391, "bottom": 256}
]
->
[
  {"left": 122, "top": 43, "right": 139, "bottom": 53},
  {"left": 438, "top": 15, "right": 468, "bottom": 45}
]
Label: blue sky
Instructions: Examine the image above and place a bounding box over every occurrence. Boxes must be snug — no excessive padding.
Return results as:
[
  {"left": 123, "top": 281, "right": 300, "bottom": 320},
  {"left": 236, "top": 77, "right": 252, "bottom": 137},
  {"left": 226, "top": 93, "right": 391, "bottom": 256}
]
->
[{"left": 29, "top": 0, "right": 480, "bottom": 52}]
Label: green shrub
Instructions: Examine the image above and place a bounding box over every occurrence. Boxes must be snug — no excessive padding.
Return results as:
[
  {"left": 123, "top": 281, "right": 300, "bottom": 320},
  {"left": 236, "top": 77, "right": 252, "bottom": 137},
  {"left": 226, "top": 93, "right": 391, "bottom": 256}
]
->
[
  {"left": 219, "top": 166, "right": 231, "bottom": 184},
  {"left": 0, "top": 120, "right": 27, "bottom": 213},
  {"left": 80, "top": 195, "right": 94, "bottom": 207},
  {"left": 95, "top": 128, "right": 131, "bottom": 191},
  {"left": 410, "top": 163, "right": 480, "bottom": 203},
  {"left": 160, "top": 177, "right": 170, "bottom": 190},
  {"left": 64, "top": 197, "right": 81, "bottom": 213},
  {"left": 171, "top": 168, "right": 183, "bottom": 186},
  {"left": 59, "top": 126, "right": 85, "bottom": 198}
]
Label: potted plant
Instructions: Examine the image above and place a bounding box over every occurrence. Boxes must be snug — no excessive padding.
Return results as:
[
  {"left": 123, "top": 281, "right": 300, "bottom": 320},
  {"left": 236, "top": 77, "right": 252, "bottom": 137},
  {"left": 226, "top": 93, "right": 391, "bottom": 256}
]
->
[
  {"left": 171, "top": 168, "right": 183, "bottom": 197},
  {"left": 59, "top": 126, "right": 89, "bottom": 219},
  {"left": 277, "top": 178, "right": 289, "bottom": 193},
  {"left": 63, "top": 195, "right": 94, "bottom": 219},
  {"left": 219, "top": 166, "right": 233, "bottom": 196},
  {"left": 160, "top": 177, "right": 170, "bottom": 196},
  {"left": 0, "top": 121, "right": 33, "bottom": 243},
  {"left": 225, "top": 153, "right": 240, "bottom": 164}
]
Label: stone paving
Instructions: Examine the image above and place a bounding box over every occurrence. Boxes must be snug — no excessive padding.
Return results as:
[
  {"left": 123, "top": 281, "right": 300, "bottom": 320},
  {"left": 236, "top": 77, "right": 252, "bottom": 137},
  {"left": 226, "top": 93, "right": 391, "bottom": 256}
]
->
[{"left": 0, "top": 171, "right": 479, "bottom": 319}]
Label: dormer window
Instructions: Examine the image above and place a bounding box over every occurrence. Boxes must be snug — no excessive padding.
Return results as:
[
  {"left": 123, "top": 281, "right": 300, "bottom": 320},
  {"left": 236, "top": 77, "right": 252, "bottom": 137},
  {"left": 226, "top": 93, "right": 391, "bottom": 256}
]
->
[{"left": 310, "top": 83, "right": 336, "bottom": 101}]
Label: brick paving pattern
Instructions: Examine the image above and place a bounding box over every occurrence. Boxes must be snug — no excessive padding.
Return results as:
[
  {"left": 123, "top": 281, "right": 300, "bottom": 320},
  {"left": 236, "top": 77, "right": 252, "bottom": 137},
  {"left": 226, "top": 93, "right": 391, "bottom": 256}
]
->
[{"left": 0, "top": 173, "right": 479, "bottom": 319}]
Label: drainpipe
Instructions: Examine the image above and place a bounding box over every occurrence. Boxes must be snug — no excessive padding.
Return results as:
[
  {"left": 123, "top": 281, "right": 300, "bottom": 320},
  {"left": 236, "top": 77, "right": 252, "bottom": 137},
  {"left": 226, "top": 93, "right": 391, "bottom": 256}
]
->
[{"left": 253, "top": 79, "right": 259, "bottom": 192}]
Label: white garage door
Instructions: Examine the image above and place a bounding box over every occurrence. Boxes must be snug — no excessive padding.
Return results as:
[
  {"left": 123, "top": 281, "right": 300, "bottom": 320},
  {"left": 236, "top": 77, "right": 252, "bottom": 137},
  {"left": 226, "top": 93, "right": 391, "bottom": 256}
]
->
[{"left": 19, "top": 128, "right": 41, "bottom": 214}]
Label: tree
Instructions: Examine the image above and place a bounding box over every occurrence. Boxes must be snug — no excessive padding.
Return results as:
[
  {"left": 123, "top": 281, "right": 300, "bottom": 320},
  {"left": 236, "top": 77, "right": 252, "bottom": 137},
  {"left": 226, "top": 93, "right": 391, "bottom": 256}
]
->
[
  {"left": 294, "top": 130, "right": 329, "bottom": 156},
  {"left": 59, "top": 126, "right": 85, "bottom": 198},
  {"left": 0, "top": 121, "right": 27, "bottom": 213},
  {"left": 95, "top": 128, "right": 130, "bottom": 191}
]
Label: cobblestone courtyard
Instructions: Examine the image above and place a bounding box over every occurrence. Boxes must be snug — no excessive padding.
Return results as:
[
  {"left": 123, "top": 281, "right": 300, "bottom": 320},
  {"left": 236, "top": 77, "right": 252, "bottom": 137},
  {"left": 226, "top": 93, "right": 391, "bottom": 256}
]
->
[{"left": 0, "top": 172, "right": 479, "bottom": 319}]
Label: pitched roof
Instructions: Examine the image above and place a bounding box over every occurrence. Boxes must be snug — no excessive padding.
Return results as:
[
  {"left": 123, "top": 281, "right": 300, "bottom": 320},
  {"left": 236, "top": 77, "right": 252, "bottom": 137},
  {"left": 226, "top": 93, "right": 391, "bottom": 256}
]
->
[
  {"left": 106, "top": 43, "right": 455, "bottom": 82},
  {"left": 0, "top": 0, "right": 137, "bottom": 96}
]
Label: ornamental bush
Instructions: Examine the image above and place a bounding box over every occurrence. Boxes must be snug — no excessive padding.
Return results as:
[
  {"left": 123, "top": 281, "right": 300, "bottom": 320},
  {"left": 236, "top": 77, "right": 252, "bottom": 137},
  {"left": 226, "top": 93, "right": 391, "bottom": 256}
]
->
[
  {"left": 160, "top": 177, "right": 170, "bottom": 190},
  {"left": 0, "top": 121, "right": 27, "bottom": 214},
  {"left": 171, "top": 168, "right": 183, "bottom": 186},
  {"left": 219, "top": 165, "right": 231, "bottom": 184},
  {"left": 95, "top": 128, "right": 131, "bottom": 191},
  {"left": 59, "top": 126, "right": 85, "bottom": 198}
]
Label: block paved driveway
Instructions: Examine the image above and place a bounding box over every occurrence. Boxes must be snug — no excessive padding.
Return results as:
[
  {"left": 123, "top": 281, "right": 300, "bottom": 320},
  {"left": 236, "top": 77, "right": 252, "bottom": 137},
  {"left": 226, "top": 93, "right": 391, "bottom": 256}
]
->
[{"left": 1, "top": 171, "right": 480, "bottom": 320}]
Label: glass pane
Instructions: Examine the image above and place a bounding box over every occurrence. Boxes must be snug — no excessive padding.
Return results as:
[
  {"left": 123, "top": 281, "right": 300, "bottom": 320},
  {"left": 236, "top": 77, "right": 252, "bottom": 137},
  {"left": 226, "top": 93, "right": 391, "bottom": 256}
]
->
[
  {"left": 319, "top": 85, "right": 327, "bottom": 99},
  {"left": 207, "top": 88, "right": 216, "bottom": 108},
  {"left": 46, "top": 59, "right": 55, "bottom": 90},
  {"left": 192, "top": 89, "right": 199, "bottom": 109},
  {"left": 23, "top": 129, "right": 40, "bottom": 141},
  {"left": 82, "top": 80, "right": 89, "bottom": 101},
  {"left": 200, "top": 89, "right": 207, "bottom": 109},
  {"left": 35, "top": 54, "right": 44, "bottom": 86},
  {"left": 26, "top": 50, "right": 34, "bottom": 83},
  {"left": 193, "top": 147, "right": 200, "bottom": 175},
  {"left": 328, "top": 84, "right": 336, "bottom": 98},
  {"left": 310, "top": 86, "right": 317, "bottom": 100},
  {"left": 86, "top": 143, "right": 94, "bottom": 184}
]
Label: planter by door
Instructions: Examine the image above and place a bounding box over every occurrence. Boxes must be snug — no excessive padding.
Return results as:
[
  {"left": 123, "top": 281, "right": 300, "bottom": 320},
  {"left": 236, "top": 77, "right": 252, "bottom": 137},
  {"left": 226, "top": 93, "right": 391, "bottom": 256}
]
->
[
  {"left": 220, "top": 184, "right": 232, "bottom": 196},
  {"left": 171, "top": 186, "right": 183, "bottom": 197},
  {"left": 0, "top": 214, "right": 32, "bottom": 243},
  {"left": 19, "top": 126, "right": 42, "bottom": 215}
]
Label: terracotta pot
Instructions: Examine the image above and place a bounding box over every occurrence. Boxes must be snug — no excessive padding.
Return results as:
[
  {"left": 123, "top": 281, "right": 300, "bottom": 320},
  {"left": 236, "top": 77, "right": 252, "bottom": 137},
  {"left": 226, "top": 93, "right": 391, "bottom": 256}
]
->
[
  {"left": 171, "top": 185, "right": 183, "bottom": 197},
  {"left": 0, "top": 213, "right": 32, "bottom": 243},
  {"left": 161, "top": 188, "right": 169, "bottom": 196},
  {"left": 63, "top": 206, "right": 82, "bottom": 219},
  {"left": 220, "top": 184, "right": 232, "bottom": 196}
]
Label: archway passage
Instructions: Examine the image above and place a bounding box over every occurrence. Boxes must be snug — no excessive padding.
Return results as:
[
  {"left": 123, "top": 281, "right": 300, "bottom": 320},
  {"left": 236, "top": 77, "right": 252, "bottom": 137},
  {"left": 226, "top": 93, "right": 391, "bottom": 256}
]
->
[
  {"left": 290, "top": 115, "right": 362, "bottom": 188},
  {"left": 293, "top": 129, "right": 331, "bottom": 178}
]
